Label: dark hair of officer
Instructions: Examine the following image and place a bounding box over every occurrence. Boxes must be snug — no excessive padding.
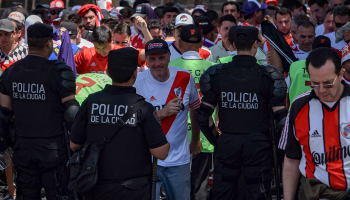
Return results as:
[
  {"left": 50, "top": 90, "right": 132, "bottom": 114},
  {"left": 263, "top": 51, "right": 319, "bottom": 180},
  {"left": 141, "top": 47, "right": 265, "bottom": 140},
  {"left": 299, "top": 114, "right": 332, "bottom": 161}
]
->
[
  {"left": 306, "top": 47, "right": 342, "bottom": 75},
  {"left": 92, "top": 26, "right": 112, "bottom": 44},
  {"left": 107, "top": 48, "right": 139, "bottom": 83},
  {"left": 27, "top": 23, "right": 53, "bottom": 58},
  {"left": 234, "top": 26, "right": 260, "bottom": 52}
]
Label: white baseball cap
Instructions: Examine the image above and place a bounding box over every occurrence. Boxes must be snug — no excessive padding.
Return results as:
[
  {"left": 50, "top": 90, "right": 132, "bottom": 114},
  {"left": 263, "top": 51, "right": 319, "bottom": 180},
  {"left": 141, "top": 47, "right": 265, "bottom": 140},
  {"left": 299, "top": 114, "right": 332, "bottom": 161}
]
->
[
  {"left": 8, "top": 12, "right": 25, "bottom": 25},
  {"left": 175, "top": 14, "right": 193, "bottom": 28}
]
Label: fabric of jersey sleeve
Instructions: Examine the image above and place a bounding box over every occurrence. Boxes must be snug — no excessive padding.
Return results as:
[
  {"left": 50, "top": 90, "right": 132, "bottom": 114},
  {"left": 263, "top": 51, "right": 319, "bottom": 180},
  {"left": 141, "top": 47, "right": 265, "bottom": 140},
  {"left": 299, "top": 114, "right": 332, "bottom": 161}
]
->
[
  {"left": 74, "top": 50, "right": 85, "bottom": 75},
  {"left": 188, "top": 75, "right": 201, "bottom": 110},
  {"left": 142, "top": 104, "right": 168, "bottom": 149},
  {"left": 278, "top": 112, "right": 290, "bottom": 150},
  {"left": 285, "top": 110, "right": 302, "bottom": 160},
  {"left": 70, "top": 99, "right": 88, "bottom": 145}
]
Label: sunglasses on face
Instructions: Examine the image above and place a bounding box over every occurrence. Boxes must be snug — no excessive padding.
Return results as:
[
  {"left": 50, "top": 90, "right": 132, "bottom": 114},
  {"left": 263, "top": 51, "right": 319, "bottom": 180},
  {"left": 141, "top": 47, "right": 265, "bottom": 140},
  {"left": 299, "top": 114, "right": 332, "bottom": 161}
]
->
[
  {"left": 50, "top": 10, "right": 60, "bottom": 15},
  {"left": 310, "top": 75, "right": 338, "bottom": 89},
  {"left": 335, "top": 22, "right": 347, "bottom": 28}
]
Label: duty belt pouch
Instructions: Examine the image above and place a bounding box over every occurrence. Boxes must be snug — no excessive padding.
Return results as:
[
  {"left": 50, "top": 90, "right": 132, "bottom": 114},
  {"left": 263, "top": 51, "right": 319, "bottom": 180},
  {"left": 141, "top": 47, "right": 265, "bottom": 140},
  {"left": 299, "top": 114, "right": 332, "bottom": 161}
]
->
[{"left": 68, "top": 100, "right": 146, "bottom": 195}]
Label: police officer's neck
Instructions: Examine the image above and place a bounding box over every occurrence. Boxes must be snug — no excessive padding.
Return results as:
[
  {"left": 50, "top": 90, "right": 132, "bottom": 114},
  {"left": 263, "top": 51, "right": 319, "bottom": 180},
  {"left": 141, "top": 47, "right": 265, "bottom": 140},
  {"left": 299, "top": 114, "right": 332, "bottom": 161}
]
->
[
  {"left": 112, "top": 81, "right": 134, "bottom": 87},
  {"left": 28, "top": 49, "right": 49, "bottom": 59},
  {"left": 237, "top": 50, "right": 256, "bottom": 57}
]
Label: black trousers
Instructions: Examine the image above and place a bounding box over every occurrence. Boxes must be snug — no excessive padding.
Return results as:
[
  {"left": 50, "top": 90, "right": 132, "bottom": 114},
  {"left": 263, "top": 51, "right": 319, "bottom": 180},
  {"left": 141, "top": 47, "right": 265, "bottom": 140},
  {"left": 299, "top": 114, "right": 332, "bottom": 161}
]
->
[
  {"left": 190, "top": 152, "right": 212, "bottom": 200},
  {"left": 212, "top": 133, "right": 272, "bottom": 200},
  {"left": 12, "top": 136, "right": 70, "bottom": 200}
]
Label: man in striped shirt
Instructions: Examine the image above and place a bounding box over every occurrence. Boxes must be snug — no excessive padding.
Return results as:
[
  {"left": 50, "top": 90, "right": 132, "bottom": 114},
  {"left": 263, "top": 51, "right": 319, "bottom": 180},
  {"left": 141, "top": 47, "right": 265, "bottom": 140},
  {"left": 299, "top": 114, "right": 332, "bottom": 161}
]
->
[{"left": 283, "top": 47, "right": 350, "bottom": 200}]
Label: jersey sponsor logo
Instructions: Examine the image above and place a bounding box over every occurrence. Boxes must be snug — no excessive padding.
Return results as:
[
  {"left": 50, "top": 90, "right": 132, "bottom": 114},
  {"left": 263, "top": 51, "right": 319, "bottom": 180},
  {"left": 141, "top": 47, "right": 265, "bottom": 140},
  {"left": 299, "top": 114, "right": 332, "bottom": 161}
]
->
[
  {"left": 174, "top": 87, "right": 182, "bottom": 98},
  {"left": 150, "top": 96, "right": 157, "bottom": 101},
  {"left": 89, "top": 103, "right": 137, "bottom": 126},
  {"left": 312, "top": 145, "right": 350, "bottom": 166},
  {"left": 12, "top": 82, "right": 46, "bottom": 100},
  {"left": 340, "top": 123, "right": 350, "bottom": 139},
  {"left": 311, "top": 130, "right": 321, "bottom": 138},
  {"left": 221, "top": 92, "right": 258, "bottom": 109},
  {"left": 148, "top": 43, "right": 163, "bottom": 49},
  {"left": 91, "top": 62, "right": 96, "bottom": 66}
]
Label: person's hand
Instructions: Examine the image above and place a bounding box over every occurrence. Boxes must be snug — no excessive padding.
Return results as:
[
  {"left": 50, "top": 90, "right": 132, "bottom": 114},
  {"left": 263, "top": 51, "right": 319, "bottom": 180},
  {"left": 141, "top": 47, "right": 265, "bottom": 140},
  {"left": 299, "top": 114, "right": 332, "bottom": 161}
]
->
[
  {"left": 266, "top": 51, "right": 271, "bottom": 65},
  {"left": 157, "top": 98, "right": 182, "bottom": 119},
  {"left": 264, "top": 15, "right": 274, "bottom": 23},
  {"left": 59, "top": 27, "right": 67, "bottom": 41},
  {"left": 343, "top": 30, "right": 350, "bottom": 42},
  {"left": 310, "top": 14, "right": 317, "bottom": 26},
  {"left": 134, "top": 16, "right": 147, "bottom": 32},
  {"left": 190, "top": 140, "right": 203, "bottom": 159}
]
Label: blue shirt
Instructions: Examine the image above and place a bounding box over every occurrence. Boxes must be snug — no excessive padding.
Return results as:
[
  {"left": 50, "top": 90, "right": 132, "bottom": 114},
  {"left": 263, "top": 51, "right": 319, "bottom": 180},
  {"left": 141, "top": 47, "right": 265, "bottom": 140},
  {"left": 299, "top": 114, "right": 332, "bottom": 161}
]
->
[{"left": 49, "top": 43, "right": 79, "bottom": 60}]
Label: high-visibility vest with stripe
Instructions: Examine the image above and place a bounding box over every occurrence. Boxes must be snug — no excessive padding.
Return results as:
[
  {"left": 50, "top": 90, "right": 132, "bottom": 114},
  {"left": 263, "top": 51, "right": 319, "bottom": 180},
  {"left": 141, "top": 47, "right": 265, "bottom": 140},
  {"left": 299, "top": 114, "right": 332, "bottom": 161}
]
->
[
  {"left": 288, "top": 60, "right": 311, "bottom": 104},
  {"left": 169, "top": 57, "right": 215, "bottom": 153},
  {"left": 216, "top": 55, "right": 262, "bottom": 65}
]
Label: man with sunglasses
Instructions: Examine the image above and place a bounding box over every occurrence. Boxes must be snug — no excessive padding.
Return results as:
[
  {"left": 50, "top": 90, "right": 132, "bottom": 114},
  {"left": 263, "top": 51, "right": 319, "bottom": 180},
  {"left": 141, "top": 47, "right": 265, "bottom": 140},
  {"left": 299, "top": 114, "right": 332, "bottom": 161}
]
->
[
  {"left": 283, "top": 47, "right": 350, "bottom": 200},
  {"left": 49, "top": 0, "right": 64, "bottom": 41}
]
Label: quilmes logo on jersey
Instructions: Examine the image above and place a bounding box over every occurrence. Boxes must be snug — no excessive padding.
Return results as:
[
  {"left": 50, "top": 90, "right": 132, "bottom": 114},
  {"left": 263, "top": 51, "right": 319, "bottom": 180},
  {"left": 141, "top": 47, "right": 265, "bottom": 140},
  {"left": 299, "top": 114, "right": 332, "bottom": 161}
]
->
[
  {"left": 174, "top": 87, "right": 182, "bottom": 98},
  {"left": 311, "top": 130, "right": 321, "bottom": 137},
  {"left": 340, "top": 123, "right": 350, "bottom": 139}
]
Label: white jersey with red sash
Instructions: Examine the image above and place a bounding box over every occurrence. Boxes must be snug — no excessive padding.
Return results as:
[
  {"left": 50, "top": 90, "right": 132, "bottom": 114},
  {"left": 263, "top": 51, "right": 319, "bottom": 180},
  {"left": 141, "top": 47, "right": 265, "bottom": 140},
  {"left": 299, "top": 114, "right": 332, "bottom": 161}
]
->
[{"left": 134, "top": 66, "right": 201, "bottom": 167}]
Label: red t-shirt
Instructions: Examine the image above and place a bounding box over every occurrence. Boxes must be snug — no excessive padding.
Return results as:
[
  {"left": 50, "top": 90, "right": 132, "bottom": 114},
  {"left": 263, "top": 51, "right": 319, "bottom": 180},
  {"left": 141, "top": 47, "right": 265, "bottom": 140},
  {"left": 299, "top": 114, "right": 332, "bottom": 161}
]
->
[{"left": 131, "top": 34, "right": 145, "bottom": 49}]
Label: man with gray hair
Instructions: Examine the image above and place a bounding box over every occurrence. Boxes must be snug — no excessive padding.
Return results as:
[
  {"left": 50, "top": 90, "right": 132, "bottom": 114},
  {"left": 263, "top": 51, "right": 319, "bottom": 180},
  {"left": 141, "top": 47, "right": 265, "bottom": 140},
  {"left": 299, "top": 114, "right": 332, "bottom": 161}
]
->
[{"left": 290, "top": 14, "right": 310, "bottom": 45}]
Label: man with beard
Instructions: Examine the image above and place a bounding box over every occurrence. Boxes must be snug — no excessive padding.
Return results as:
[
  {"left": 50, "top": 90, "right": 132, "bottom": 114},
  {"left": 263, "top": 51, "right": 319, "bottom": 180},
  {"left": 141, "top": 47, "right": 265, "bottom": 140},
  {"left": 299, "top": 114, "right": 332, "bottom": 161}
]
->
[
  {"left": 291, "top": 21, "right": 315, "bottom": 60},
  {"left": 77, "top": 4, "right": 104, "bottom": 42},
  {"left": 316, "top": 7, "right": 334, "bottom": 36}
]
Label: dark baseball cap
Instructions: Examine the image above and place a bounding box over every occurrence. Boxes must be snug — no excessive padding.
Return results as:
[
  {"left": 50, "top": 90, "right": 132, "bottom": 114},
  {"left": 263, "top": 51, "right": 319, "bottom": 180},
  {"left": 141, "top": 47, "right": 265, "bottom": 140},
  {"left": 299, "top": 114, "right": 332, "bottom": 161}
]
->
[
  {"left": 196, "top": 16, "right": 215, "bottom": 35},
  {"left": 180, "top": 25, "right": 202, "bottom": 43},
  {"left": 234, "top": 26, "right": 261, "bottom": 42},
  {"left": 0, "top": 19, "right": 14, "bottom": 33},
  {"left": 27, "top": 23, "right": 54, "bottom": 39},
  {"left": 61, "top": 22, "right": 78, "bottom": 35},
  {"left": 131, "top": 4, "right": 148, "bottom": 19},
  {"left": 242, "top": 0, "right": 268, "bottom": 17},
  {"left": 228, "top": 26, "right": 239, "bottom": 42},
  {"left": 312, "top": 35, "right": 331, "bottom": 50},
  {"left": 108, "top": 48, "right": 140, "bottom": 70},
  {"left": 145, "top": 39, "right": 170, "bottom": 56}
]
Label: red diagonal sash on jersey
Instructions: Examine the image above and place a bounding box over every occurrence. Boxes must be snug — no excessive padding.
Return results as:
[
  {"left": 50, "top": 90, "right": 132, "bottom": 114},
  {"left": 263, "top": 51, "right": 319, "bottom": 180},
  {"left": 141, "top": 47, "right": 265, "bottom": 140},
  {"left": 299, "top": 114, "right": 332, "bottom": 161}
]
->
[{"left": 161, "top": 71, "right": 191, "bottom": 135}]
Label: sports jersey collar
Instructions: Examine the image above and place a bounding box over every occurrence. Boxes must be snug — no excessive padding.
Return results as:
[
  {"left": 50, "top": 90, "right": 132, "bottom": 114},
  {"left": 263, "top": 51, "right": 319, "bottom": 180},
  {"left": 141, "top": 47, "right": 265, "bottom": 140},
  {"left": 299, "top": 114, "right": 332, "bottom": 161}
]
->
[
  {"left": 182, "top": 51, "right": 202, "bottom": 60},
  {"left": 104, "top": 85, "right": 136, "bottom": 94},
  {"left": 171, "top": 42, "right": 182, "bottom": 55},
  {"left": 309, "top": 81, "right": 350, "bottom": 99}
]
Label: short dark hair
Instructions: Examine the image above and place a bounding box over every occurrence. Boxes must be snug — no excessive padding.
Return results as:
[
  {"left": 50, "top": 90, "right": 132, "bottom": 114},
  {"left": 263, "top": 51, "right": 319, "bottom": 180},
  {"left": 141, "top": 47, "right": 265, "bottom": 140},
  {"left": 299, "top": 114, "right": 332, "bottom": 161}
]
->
[
  {"left": 308, "top": 0, "right": 329, "bottom": 8},
  {"left": 325, "top": 7, "right": 335, "bottom": 16},
  {"left": 235, "top": 40, "right": 256, "bottom": 51},
  {"left": 218, "top": 14, "right": 237, "bottom": 27},
  {"left": 291, "top": 14, "right": 310, "bottom": 25},
  {"left": 60, "top": 14, "right": 69, "bottom": 23},
  {"left": 8, "top": 18, "right": 22, "bottom": 33},
  {"left": 31, "top": 8, "right": 47, "bottom": 21},
  {"left": 113, "top": 22, "right": 131, "bottom": 36},
  {"left": 275, "top": 8, "right": 292, "bottom": 19},
  {"left": 120, "top": 7, "right": 133, "bottom": 19},
  {"left": 297, "top": 21, "right": 315, "bottom": 31},
  {"left": 306, "top": 47, "right": 341, "bottom": 75},
  {"left": 162, "top": 6, "right": 179, "bottom": 18},
  {"left": 101, "top": 17, "right": 120, "bottom": 31},
  {"left": 205, "top": 10, "right": 219, "bottom": 23},
  {"left": 92, "top": 26, "right": 112, "bottom": 44},
  {"left": 265, "top": 5, "right": 279, "bottom": 19},
  {"left": 67, "top": 13, "right": 84, "bottom": 30},
  {"left": 154, "top": 6, "right": 165, "bottom": 19},
  {"left": 28, "top": 37, "right": 52, "bottom": 50},
  {"left": 282, "top": 0, "right": 303, "bottom": 12},
  {"left": 221, "top": 2, "right": 240, "bottom": 13},
  {"left": 345, "top": 0, "right": 350, "bottom": 5},
  {"left": 85, "top": 8, "right": 97, "bottom": 17},
  {"left": 333, "top": 5, "right": 350, "bottom": 20},
  {"left": 147, "top": 19, "right": 163, "bottom": 31},
  {"left": 166, "top": 18, "right": 175, "bottom": 36},
  {"left": 108, "top": 65, "right": 136, "bottom": 83}
]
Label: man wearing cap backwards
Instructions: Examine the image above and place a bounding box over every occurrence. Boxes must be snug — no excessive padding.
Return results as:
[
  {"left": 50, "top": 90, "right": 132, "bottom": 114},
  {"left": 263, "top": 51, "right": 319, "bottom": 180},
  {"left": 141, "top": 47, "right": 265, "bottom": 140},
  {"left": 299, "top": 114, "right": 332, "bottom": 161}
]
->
[
  {"left": 49, "top": 0, "right": 64, "bottom": 40},
  {"left": 70, "top": 47, "right": 170, "bottom": 200},
  {"left": 195, "top": 26, "right": 287, "bottom": 200},
  {"left": 0, "top": 19, "right": 28, "bottom": 72},
  {"left": 240, "top": 0, "right": 268, "bottom": 29},
  {"left": 0, "top": 23, "right": 78, "bottom": 200},
  {"left": 134, "top": 38, "right": 202, "bottom": 200},
  {"left": 169, "top": 14, "right": 211, "bottom": 61},
  {"left": 168, "top": 25, "right": 215, "bottom": 200},
  {"left": 196, "top": 16, "right": 221, "bottom": 48}
]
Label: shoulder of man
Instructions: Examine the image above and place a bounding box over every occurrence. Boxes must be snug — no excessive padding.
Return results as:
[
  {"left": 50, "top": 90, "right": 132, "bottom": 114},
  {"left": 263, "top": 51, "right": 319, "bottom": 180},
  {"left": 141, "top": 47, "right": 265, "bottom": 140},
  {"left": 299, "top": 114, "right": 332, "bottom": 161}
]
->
[
  {"left": 262, "top": 64, "right": 287, "bottom": 100},
  {"left": 49, "top": 60, "right": 75, "bottom": 90},
  {"left": 200, "top": 63, "right": 224, "bottom": 95}
]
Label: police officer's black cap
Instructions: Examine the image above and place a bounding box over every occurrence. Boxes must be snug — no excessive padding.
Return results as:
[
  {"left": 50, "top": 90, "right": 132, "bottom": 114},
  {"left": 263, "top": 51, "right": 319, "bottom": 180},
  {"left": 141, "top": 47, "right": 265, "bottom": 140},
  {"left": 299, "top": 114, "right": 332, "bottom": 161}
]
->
[
  {"left": 234, "top": 26, "right": 261, "bottom": 42},
  {"left": 27, "top": 23, "right": 54, "bottom": 39},
  {"left": 180, "top": 25, "right": 202, "bottom": 44},
  {"left": 61, "top": 22, "right": 78, "bottom": 35},
  {"left": 228, "top": 26, "right": 239, "bottom": 42},
  {"left": 108, "top": 48, "right": 140, "bottom": 71}
]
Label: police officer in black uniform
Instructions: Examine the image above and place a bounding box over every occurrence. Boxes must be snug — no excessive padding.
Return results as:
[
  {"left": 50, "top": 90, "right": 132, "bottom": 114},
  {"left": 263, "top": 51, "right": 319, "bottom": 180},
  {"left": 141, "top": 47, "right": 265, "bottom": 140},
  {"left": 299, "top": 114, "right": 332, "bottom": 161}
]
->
[
  {"left": 195, "top": 26, "right": 288, "bottom": 200},
  {"left": 0, "top": 23, "right": 78, "bottom": 200},
  {"left": 70, "top": 47, "right": 170, "bottom": 200}
]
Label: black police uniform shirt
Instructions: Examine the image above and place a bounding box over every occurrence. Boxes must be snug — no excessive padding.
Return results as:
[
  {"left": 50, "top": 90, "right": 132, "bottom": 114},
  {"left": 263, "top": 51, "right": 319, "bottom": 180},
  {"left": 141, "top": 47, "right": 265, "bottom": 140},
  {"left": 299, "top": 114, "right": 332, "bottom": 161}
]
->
[
  {"left": 202, "top": 55, "right": 285, "bottom": 134},
  {"left": 70, "top": 85, "right": 168, "bottom": 181},
  {"left": 0, "top": 55, "right": 75, "bottom": 138}
]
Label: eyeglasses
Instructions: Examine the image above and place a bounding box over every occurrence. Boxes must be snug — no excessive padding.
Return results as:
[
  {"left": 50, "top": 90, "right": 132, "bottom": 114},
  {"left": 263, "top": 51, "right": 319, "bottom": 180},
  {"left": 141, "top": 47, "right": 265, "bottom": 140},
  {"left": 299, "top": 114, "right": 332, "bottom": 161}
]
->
[
  {"left": 335, "top": 22, "right": 347, "bottom": 28},
  {"left": 50, "top": 10, "right": 60, "bottom": 15},
  {"left": 310, "top": 75, "right": 338, "bottom": 89}
]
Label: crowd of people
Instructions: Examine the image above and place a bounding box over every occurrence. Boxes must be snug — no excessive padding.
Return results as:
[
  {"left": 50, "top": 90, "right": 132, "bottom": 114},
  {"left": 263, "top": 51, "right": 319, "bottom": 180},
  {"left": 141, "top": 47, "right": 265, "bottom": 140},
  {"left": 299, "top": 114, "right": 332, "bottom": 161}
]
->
[{"left": 0, "top": 0, "right": 350, "bottom": 199}]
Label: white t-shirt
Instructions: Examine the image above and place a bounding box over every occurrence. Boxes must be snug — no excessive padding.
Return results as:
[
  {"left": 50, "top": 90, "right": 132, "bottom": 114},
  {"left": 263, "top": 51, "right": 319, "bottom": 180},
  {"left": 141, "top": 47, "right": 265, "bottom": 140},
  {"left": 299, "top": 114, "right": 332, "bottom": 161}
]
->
[
  {"left": 343, "top": 76, "right": 350, "bottom": 85},
  {"left": 134, "top": 67, "right": 201, "bottom": 167},
  {"left": 131, "top": 26, "right": 138, "bottom": 40},
  {"left": 78, "top": 38, "right": 94, "bottom": 49},
  {"left": 291, "top": 44, "right": 310, "bottom": 60},
  {"left": 315, "top": 24, "right": 325, "bottom": 36},
  {"left": 324, "top": 32, "right": 347, "bottom": 51}
]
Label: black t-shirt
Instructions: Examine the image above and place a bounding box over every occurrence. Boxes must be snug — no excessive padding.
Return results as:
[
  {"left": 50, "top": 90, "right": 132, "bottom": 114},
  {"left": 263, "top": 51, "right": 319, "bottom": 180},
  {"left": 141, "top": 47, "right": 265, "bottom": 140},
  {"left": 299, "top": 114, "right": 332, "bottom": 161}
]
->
[
  {"left": 0, "top": 55, "right": 75, "bottom": 138},
  {"left": 202, "top": 55, "right": 285, "bottom": 133},
  {"left": 71, "top": 85, "right": 168, "bottom": 181}
]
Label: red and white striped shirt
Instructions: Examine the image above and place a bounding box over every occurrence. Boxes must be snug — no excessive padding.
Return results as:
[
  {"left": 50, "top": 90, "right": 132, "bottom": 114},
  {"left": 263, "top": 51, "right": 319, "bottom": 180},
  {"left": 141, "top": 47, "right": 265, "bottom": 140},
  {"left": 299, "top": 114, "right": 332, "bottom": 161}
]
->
[{"left": 284, "top": 84, "right": 350, "bottom": 191}]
